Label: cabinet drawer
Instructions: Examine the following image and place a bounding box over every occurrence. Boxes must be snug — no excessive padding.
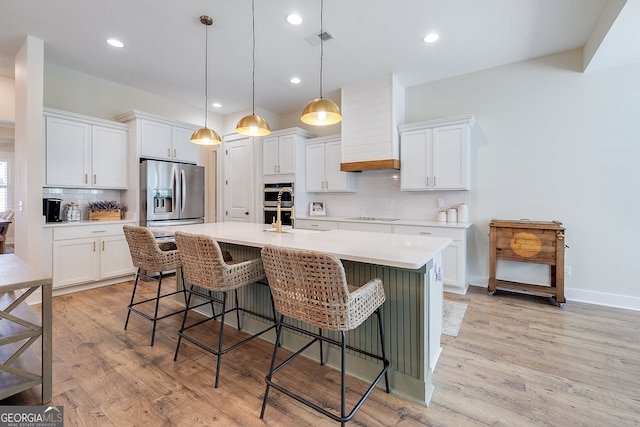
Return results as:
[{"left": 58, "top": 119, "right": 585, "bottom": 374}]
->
[
  {"left": 339, "top": 222, "right": 393, "bottom": 233},
  {"left": 393, "top": 225, "right": 465, "bottom": 240},
  {"left": 295, "top": 219, "right": 338, "bottom": 231},
  {"left": 53, "top": 223, "right": 131, "bottom": 240}
]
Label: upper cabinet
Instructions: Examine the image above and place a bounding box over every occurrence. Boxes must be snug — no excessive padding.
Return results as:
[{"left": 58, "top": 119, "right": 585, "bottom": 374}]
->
[
  {"left": 399, "top": 115, "right": 475, "bottom": 191},
  {"left": 44, "top": 108, "right": 128, "bottom": 189},
  {"left": 116, "top": 110, "right": 199, "bottom": 164},
  {"left": 262, "top": 127, "right": 315, "bottom": 178},
  {"left": 305, "top": 135, "right": 355, "bottom": 192}
]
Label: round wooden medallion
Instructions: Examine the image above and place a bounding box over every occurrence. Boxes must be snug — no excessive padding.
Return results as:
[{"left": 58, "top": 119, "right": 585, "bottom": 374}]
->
[{"left": 510, "top": 231, "right": 542, "bottom": 258}]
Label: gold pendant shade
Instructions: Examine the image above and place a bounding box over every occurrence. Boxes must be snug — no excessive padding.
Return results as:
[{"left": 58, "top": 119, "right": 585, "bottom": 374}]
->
[
  {"left": 191, "top": 126, "right": 222, "bottom": 145},
  {"left": 300, "top": 97, "right": 342, "bottom": 126},
  {"left": 236, "top": 114, "right": 271, "bottom": 136}
]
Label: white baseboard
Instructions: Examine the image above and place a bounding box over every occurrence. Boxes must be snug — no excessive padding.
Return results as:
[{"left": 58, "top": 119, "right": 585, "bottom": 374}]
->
[{"left": 468, "top": 280, "right": 640, "bottom": 312}]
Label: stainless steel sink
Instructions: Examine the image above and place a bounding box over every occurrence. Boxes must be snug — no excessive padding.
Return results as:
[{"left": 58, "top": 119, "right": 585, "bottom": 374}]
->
[{"left": 345, "top": 217, "right": 401, "bottom": 222}]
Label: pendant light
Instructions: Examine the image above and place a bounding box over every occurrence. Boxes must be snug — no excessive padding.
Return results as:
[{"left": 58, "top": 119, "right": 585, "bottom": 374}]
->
[
  {"left": 236, "top": 0, "right": 271, "bottom": 136},
  {"left": 300, "top": 0, "right": 342, "bottom": 126},
  {"left": 191, "top": 15, "right": 222, "bottom": 145}
]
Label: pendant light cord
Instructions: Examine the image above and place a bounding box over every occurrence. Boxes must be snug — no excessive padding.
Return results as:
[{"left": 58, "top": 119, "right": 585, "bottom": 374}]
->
[
  {"left": 204, "top": 20, "right": 209, "bottom": 128},
  {"left": 319, "top": 0, "right": 324, "bottom": 99},
  {"left": 251, "top": 0, "right": 256, "bottom": 115}
]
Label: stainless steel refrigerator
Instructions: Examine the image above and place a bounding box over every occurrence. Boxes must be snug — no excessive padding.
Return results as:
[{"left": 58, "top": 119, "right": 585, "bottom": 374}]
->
[{"left": 140, "top": 159, "right": 205, "bottom": 230}]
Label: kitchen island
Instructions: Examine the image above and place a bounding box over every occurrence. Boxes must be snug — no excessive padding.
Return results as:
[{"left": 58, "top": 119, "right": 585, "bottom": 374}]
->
[{"left": 151, "top": 222, "right": 451, "bottom": 406}]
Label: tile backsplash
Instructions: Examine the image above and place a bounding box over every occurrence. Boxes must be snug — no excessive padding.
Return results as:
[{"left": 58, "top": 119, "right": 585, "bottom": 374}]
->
[{"left": 42, "top": 188, "right": 125, "bottom": 221}]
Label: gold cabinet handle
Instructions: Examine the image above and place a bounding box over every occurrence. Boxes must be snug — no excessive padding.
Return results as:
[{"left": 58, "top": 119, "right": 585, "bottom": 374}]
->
[
  {"left": 85, "top": 174, "right": 88, "bottom": 184},
  {"left": 419, "top": 231, "right": 432, "bottom": 235},
  {"left": 174, "top": 149, "right": 177, "bottom": 158},
  {"left": 434, "top": 176, "right": 437, "bottom": 187},
  {"left": 102, "top": 241, "right": 105, "bottom": 251},
  {"left": 167, "top": 148, "right": 171, "bottom": 157},
  {"left": 93, "top": 174, "right": 97, "bottom": 185},
  {"left": 426, "top": 176, "right": 429, "bottom": 187},
  {"left": 93, "top": 241, "right": 96, "bottom": 252}
]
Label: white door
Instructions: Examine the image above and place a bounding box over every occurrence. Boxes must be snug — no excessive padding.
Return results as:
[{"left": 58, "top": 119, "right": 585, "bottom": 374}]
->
[
  {"left": 225, "top": 138, "right": 254, "bottom": 222},
  {"left": 305, "top": 143, "right": 325, "bottom": 192},
  {"left": 92, "top": 126, "right": 128, "bottom": 188}
]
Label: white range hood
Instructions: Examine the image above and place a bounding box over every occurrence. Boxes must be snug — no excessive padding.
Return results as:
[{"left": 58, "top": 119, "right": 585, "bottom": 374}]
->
[{"left": 340, "top": 75, "right": 404, "bottom": 172}]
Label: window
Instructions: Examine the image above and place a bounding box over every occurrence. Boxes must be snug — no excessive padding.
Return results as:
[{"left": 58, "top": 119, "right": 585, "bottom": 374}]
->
[{"left": 0, "top": 159, "right": 8, "bottom": 212}]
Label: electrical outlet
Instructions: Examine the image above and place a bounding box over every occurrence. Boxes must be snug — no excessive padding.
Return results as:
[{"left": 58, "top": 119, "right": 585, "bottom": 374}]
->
[{"left": 565, "top": 266, "right": 572, "bottom": 277}]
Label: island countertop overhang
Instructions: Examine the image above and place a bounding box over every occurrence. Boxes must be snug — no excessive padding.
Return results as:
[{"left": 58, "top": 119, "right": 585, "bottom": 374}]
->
[{"left": 149, "top": 222, "right": 451, "bottom": 270}]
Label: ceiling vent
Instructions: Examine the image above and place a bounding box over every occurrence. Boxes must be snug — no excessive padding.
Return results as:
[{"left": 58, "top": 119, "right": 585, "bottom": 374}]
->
[{"left": 305, "top": 31, "right": 333, "bottom": 46}]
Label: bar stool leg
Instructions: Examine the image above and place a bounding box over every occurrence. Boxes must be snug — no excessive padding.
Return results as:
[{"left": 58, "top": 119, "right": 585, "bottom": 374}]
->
[
  {"left": 319, "top": 328, "right": 324, "bottom": 366},
  {"left": 150, "top": 273, "right": 164, "bottom": 346},
  {"left": 174, "top": 285, "right": 194, "bottom": 361},
  {"left": 214, "top": 291, "right": 228, "bottom": 388},
  {"left": 340, "top": 331, "right": 347, "bottom": 427},
  {"left": 377, "top": 307, "right": 390, "bottom": 392},
  {"left": 260, "top": 314, "right": 284, "bottom": 419},
  {"left": 234, "top": 289, "right": 241, "bottom": 330},
  {"left": 124, "top": 269, "right": 142, "bottom": 330}
]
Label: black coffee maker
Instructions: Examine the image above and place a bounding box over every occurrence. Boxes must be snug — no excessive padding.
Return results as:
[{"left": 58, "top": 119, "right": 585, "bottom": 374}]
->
[{"left": 43, "top": 198, "right": 63, "bottom": 222}]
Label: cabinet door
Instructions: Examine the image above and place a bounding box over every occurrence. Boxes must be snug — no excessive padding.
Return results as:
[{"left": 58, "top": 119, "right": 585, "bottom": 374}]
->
[
  {"left": 262, "top": 136, "right": 279, "bottom": 175},
  {"left": 278, "top": 135, "right": 296, "bottom": 175},
  {"left": 140, "top": 119, "right": 172, "bottom": 160},
  {"left": 432, "top": 124, "right": 469, "bottom": 190},
  {"left": 92, "top": 126, "right": 128, "bottom": 188},
  {"left": 45, "top": 117, "right": 91, "bottom": 187},
  {"left": 324, "top": 140, "right": 353, "bottom": 191},
  {"left": 442, "top": 241, "right": 461, "bottom": 287},
  {"left": 172, "top": 125, "right": 199, "bottom": 164},
  {"left": 400, "top": 129, "right": 431, "bottom": 191},
  {"left": 52, "top": 238, "right": 99, "bottom": 287},
  {"left": 225, "top": 139, "right": 254, "bottom": 222},
  {"left": 305, "top": 143, "right": 326, "bottom": 192},
  {"left": 100, "top": 236, "right": 135, "bottom": 279}
]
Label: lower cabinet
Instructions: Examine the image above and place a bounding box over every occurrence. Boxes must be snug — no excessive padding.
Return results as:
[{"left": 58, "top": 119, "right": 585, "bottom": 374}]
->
[
  {"left": 50, "top": 223, "right": 135, "bottom": 289},
  {"left": 393, "top": 225, "right": 469, "bottom": 294},
  {"left": 294, "top": 219, "right": 339, "bottom": 231}
]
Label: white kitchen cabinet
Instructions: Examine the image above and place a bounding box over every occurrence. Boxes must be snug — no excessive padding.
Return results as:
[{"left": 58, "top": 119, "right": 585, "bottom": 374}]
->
[
  {"left": 116, "top": 110, "right": 200, "bottom": 164},
  {"left": 262, "top": 128, "right": 315, "bottom": 178},
  {"left": 294, "top": 219, "right": 339, "bottom": 231},
  {"left": 399, "top": 115, "right": 475, "bottom": 191},
  {"left": 51, "top": 223, "right": 135, "bottom": 289},
  {"left": 393, "top": 224, "right": 469, "bottom": 294},
  {"left": 44, "top": 109, "right": 128, "bottom": 189},
  {"left": 305, "top": 135, "right": 355, "bottom": 192}
]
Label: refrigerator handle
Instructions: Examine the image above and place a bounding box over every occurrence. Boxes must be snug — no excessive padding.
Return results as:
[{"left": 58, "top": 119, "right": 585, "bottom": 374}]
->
[
  {"left": 181, "top": 169, "right": 186, "bottom": 212},
  {"left": 172, "top": 168, "right": 178, "bottom": 214}
]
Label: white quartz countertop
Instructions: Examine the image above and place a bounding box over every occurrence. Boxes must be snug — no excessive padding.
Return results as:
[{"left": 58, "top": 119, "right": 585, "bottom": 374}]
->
[
  {"left": 42, "top": 219, "right": 136, "bottom": 228},
  {"left": 296, "top": 216, "right": 473, "bottom": 229},
  {"left": 150, "top": 222, "right": 451, "bottom": 270}
]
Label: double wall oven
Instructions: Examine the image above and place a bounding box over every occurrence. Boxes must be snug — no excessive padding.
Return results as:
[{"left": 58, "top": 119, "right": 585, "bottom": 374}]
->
[{"left": 263, "top": 182, "right": 294, "bottom": 226}]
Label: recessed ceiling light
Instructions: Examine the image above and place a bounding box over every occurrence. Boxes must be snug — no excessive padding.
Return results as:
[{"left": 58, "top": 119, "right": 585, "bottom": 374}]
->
[
  {"left": 290, "top": 77, "right": 301, "bottom": 84},
  {"left": 422, "top": 33, "right": 439, "bottom": 43},
  {"left": 286, "top": 13, "right": 303, "bottom": 25},
  {"left": 212, "top": 102, "right": 222, "bottom": 108},
  {"left": 106, "top": 38, "right": 125, "bottom": 48}
]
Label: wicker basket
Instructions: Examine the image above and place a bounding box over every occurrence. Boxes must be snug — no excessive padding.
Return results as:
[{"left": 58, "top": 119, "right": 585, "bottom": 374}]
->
[{"left": 89, "top": 209, "right": 122, "bottom": 221}]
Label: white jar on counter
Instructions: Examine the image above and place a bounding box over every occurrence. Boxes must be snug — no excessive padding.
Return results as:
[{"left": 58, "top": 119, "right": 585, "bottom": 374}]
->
[
  {"left": 437, "top": 211, "right": 447, "bottom": 222},
  {"left": 447, "top": 208, "right": 457, "bottom": 223},
  {"left": 457, "top": 203, "right": 469, "bottom": 223}
]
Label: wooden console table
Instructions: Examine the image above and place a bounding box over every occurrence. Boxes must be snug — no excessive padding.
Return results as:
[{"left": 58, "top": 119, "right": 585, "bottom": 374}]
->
[
  {"left": 0, "top": 254, "right": 52, "bottom": 403},
  {"left": 488, "top": 219, "right": 566, "bottom": 305}
]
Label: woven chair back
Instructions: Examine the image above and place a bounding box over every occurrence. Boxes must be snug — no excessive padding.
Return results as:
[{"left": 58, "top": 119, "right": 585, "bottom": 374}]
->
[
  {"left": 261, "top": 245, "right": 369, "bottom": 331},
  {"left": 174, "top": 231, "right": 265, "bottom": 292},
  {"left": 123, "top": 225, "right": 181, "bottom": 272}
]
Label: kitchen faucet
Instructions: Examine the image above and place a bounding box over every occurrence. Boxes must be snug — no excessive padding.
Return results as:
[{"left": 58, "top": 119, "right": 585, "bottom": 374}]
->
[{"left": 272, "top": 187, "right": 294, "bottom": 233}]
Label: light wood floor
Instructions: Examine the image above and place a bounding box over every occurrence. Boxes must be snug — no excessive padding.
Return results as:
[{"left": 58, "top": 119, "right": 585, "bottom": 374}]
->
[{"left": 3, "top": 278, "right": 640, "bottom": 426}]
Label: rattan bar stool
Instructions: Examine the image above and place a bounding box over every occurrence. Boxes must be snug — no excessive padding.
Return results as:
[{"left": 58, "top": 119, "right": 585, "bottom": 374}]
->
[
  {"left": 260, "top": 245, "right": 390, "bottom": 426},
  {"left": 173, "top": 231, "right": 277, "bottom": 388},
  {"left": 123, "top": 225, "right": 187, "bottom": 346}
]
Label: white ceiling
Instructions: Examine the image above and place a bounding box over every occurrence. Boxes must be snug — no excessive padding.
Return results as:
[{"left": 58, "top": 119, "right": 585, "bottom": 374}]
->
[{"left": 0, "top": 0, "right": 638, "bottom": 117}]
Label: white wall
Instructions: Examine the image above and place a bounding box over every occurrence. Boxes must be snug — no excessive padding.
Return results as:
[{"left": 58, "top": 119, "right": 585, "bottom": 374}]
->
[
  {"left": 43, "top": 63, "right": 223, "bottom": 130},
  {"left": 0, "top": 75, "right": 15, "bottom": 121},
  {"left": 405, "top": 48, "right": 640, "bottom": 309}
]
